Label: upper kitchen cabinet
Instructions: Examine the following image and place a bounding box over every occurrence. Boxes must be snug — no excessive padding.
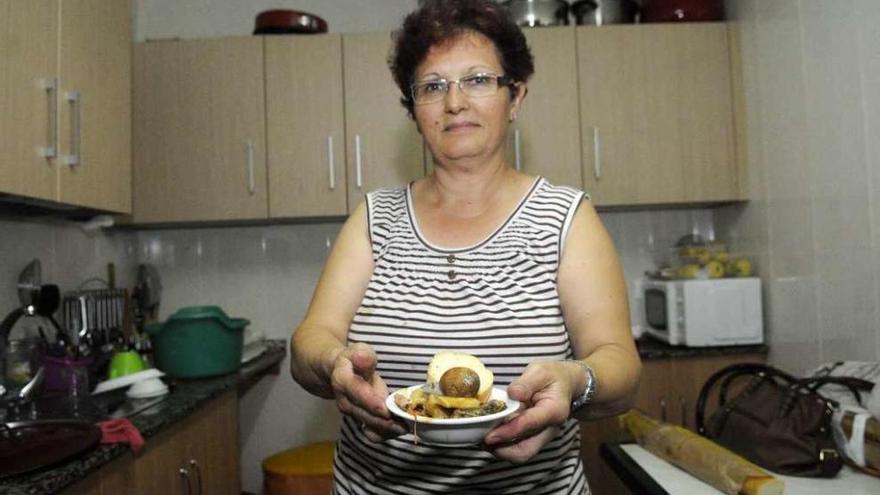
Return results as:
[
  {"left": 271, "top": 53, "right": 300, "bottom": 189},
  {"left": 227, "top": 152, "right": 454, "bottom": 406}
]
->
[
  {"left": 57, "top": 0, "right": 132, "bottom": 213},
  {"left": 342, "top": 32, "right": 426, "bottom": 211},
  {"left": 133, "top": 37, "right": 268, "bottom": 223},
  {"left": 577, "top": 23, "right": 739, "bottom": 206},
  {"left": 0, "top": 0, "right": 131, "bottom": 213},
  {"left": 512, "top": 27, "right": 582, "bottom": 188},
  {"left": 265, "top": 34, "right": 347, "bottom": 217}
]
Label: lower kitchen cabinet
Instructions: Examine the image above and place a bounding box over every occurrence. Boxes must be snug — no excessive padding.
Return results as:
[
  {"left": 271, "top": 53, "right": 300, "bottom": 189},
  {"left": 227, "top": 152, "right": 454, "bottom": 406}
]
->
[
  {"left": 62, "top": 391, "right": 240, "bottom": 495},
  {"left": 580, "top": 351, "right": 767, "bottom": 495}
]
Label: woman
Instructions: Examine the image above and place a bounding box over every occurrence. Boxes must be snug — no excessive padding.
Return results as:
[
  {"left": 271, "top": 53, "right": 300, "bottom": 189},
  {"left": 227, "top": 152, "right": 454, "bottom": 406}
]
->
[{"left": 290, "top": 0, "right": 641, "bottom": 492}]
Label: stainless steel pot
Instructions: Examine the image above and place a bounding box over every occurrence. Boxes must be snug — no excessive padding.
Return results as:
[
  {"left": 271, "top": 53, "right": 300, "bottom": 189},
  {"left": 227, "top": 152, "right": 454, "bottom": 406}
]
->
[
  {"left": 503, "top": 0, "right": 569, "bottom": 27},
  {"left": 571, "top": 0, "right": 638, "bottom": 25}
]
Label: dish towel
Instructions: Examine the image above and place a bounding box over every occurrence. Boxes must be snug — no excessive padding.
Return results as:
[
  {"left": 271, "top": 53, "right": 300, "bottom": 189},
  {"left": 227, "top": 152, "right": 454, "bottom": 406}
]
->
[{"left": 97, "top": 418, "right": 145, "bottom": 453}]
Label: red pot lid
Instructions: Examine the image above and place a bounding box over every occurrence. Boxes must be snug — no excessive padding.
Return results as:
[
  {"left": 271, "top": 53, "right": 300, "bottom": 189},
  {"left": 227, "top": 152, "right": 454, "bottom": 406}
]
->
[{"left": 254, "top": 9, "right": 328, "bottom": 34}]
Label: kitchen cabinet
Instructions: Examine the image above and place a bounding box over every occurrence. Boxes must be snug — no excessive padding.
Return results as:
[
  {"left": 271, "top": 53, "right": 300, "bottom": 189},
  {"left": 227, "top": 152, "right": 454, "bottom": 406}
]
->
[
  {"left": 132, "top": 37, "right": 268, "bottom": 223},
  {"left": 579, "top": 351, "right": 766, "bottom": 495},
  {"left": 342, "top": 32, "right": 426, "bottom": 211},
  {"left": 511, "top": 27, "right": 582, "bottom": 188},
  {"left": 265, "top": 34, "right": 347, "bottom": 217},
  {"left": 62, "top": 391, "right": 240, "bottom": 495},
  {"left": 577, "top": 23, "right": 740, "bottom": 206},
  {"left": 0, "top": 0, "right": 131, "bottom": 213}
]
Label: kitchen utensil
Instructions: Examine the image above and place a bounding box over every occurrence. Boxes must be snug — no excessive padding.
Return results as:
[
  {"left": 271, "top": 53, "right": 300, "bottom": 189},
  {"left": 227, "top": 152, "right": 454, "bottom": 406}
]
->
[
  {"left": 125, "top": 377, "right": 168, "bottom": 399},
  {"left": 0, "top": 419, "right": 101, "bottom": 478},
  {"left": 16, "top": 259, "right": 42, "bottom": 315},
  {"left": 502, "top": 0, "right": 569, "bottom": 27},
  {"left": 571, "top": 0, "right": 638, "bottom": 25},
  {"left": 145, "top": 306, "right": 248, "bottom": 378},
  {"left": 91, "top": 368, "right": 164, "bottom": 395},
  {"left": 62, "top": 288, "right": 127, "bottom": 351},
  {"left": 386, "top": 385, "right": 521, "bottom": 446},
  {"left": 107, "top": 351, "right": 146, "bottom": 380},
  {"left": 42, "top": 354, "right": 94, "bottom": 395},
  {"left": 640, "top": 0, "right": 725, "bottom": 23},
  {"left": 253, "top": 9, "right": 328, "bottom": 34}
]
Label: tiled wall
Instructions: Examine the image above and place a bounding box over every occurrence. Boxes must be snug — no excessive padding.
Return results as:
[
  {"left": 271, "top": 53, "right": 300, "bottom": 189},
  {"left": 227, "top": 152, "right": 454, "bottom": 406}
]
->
[
  {"left": 0, "top": 218, "right": 137, "bottom": 340},
  {"left": 718, "top": 0, "right": 880, "bottom": 372}
]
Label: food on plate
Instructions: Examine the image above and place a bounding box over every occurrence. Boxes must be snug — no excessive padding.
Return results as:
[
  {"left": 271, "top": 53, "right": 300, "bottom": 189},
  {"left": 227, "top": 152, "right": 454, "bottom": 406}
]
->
[{"left": 394, "top": 351, "right": 507, "bottom": 419}]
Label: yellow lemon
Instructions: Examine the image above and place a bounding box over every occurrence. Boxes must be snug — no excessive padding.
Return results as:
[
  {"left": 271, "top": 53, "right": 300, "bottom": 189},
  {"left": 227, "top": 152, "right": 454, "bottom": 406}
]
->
[
  {"left": 705, "top": 260, "right": 725, "bottom": 278},
  {"left": 678, "top": 264, "right": 701, "bottom": 279},
  {"left": 693, "top": 247, "right": 711, "bottom": 265}
]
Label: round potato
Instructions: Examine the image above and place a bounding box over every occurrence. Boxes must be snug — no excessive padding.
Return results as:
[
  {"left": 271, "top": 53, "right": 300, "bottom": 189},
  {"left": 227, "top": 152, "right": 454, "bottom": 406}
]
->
[{"left": 439, "top": 367, "right": 481, "bottom": 398}]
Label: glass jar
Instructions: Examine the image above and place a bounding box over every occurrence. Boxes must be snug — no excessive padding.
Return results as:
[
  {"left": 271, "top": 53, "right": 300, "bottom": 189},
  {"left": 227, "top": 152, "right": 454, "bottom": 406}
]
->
[{"left": 3, "top": 338, "right": 39, "bottom": 388}]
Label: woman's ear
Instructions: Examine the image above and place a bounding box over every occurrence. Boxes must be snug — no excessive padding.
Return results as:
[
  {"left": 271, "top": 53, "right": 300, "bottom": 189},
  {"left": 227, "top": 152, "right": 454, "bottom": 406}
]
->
[{"left": 510, "top": 82, "right": 528, "bottom": 120}]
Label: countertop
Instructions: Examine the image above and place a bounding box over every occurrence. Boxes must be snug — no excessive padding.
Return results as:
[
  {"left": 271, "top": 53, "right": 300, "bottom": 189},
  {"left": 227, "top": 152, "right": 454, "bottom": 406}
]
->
[
  {"left": 601, "top": 442, "right": 880, "bottom": 494},
  {"left": 0, "top": 339, "right": 287, "bottom": 495},
  {"left": 635, "top": 335, "right": 768, "bottom": 360}
]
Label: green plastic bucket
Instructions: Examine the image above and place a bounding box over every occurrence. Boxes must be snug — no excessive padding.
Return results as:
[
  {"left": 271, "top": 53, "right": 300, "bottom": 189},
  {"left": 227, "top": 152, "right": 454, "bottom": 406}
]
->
[{"left": 145, "top": 306, "right": 248, "bottom": 378}]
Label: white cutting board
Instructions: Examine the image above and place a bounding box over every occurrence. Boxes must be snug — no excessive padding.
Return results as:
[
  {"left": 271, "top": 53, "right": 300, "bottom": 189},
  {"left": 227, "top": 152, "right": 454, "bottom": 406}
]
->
[{"left": 620, "top": 444, "right": 880, "bottom": 494}]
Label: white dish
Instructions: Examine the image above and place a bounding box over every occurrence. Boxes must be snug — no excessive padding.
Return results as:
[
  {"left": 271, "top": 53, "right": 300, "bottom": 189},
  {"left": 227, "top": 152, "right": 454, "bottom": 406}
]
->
[
  {"left": 126, "top": 377, "right": 169, "bottom": 399},
  {"left": 386, "top": 385, "right": 520, "bottom": 446},
  {"left": 92, "top": 368, "right": 165, "bottom": 395}
]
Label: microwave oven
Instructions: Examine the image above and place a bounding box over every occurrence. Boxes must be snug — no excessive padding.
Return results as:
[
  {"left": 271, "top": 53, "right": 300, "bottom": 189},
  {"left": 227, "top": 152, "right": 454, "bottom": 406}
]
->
[{"left": 639, "top": 278, "right": 763, "bottom": 347}]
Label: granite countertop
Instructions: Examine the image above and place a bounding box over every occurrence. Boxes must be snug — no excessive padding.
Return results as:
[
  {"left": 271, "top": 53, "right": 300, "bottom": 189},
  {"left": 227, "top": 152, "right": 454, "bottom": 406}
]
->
[
  {"left": 636, "top": 335, "right": 768, "bottom": 360},
  {"left": 0, "top": 339, "right": 287, "bottom": 495}
]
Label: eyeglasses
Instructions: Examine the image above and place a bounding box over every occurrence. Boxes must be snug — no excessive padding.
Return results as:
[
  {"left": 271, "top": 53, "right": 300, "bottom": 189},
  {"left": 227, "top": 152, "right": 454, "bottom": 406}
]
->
[{"left": 410, "top": 73, "right": 514, "bottom": 105}]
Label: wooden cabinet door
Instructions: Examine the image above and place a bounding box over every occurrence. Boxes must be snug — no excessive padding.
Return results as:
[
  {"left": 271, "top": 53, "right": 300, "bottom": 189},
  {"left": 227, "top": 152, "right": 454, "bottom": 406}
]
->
[
  {"left": 133, "top": 37, "right": 268, "bottom": 223},
  {"left": 578, "top": 23, "right": 737, "bottom": 206},
  {"left": 57, "top": 0, "right": 131, "bottom": 213},
  {"left": 0, "top": 0, "right": 58, "bottom": 201},
  {"left": 265, "top": 34, "right": 347, "bottom": 218},
  {"left": 189, "top": 391, "right": 240, "bottom": 495},
  {"left": 513, "top": 27, "right": 582, "bottom": 188},
  {"left": 342, "top": 32, "right": 425, "bottom": 211}
]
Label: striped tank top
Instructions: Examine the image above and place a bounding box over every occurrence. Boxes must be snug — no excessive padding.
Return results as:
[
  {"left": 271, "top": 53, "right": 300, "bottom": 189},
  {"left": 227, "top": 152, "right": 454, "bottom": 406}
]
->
[{"left": 333, "top": 177, "right": 590, "bottom": 495}]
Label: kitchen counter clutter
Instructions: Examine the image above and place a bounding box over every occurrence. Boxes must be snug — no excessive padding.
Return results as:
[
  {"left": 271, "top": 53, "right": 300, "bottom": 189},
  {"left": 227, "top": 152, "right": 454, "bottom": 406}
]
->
[
  {"left": 635, "top": 335, "right": 769, "bottom": 360},
  {"left": 0, "top": 339, "right": 286, "bottom": 495}
]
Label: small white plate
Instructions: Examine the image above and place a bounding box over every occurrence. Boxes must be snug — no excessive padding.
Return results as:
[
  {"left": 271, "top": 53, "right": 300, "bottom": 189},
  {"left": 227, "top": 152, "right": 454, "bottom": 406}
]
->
[
  {"left": 92, "top": 368, "right": 165, "bottom": 395},
  {"left": 386, "top": 385, "right": 520, "bottom": 446},
  {"left": 126, "top": 377, "right": 169, "bottom": 399}
]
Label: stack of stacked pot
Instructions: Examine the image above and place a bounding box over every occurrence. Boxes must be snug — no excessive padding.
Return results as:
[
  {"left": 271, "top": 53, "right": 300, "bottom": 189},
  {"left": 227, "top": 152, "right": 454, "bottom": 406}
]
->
[{"left": 501, "top": 0, "right": 724, "bottom": 26}]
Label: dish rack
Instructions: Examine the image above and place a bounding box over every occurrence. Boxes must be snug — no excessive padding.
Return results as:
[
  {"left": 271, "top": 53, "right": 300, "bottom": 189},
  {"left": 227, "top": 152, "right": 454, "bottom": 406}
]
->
[{"left": 62, "top": 289, "right": 128, "bottom": 353}]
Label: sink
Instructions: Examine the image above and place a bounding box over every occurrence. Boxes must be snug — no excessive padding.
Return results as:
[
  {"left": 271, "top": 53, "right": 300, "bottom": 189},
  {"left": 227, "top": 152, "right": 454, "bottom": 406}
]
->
[{"left": 0, "top": 419, "right": 101, "bottom": 478}]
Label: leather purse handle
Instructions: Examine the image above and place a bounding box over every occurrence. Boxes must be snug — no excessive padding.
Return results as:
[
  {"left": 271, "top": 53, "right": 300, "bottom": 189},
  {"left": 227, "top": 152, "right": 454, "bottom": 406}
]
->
[{"left": 695, "top": 363, "right": 798, "bottom": 435}]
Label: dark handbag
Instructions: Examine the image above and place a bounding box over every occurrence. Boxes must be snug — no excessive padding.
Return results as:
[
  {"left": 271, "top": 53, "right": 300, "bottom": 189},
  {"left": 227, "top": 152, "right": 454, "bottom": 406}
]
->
[{"left": 695, "top": 363, "right": 850, "bottom": 477}]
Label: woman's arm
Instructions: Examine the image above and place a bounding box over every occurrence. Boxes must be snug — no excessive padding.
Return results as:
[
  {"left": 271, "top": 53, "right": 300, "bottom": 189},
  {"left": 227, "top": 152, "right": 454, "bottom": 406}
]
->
[
  {"left": 557, "top": 199, "right": 641, "bottom": 420},
  {"left": 290, "top": 201, "right": 374, "bottom": 397},
  {"left": 485, "top": 198, "right": 641, "bottom": 462}
]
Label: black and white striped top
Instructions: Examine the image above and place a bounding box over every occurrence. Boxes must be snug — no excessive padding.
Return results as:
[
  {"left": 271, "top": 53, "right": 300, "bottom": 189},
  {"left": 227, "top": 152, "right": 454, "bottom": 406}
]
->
[{"left": 333, "top": 177, "right": 590, "bottom": 495}]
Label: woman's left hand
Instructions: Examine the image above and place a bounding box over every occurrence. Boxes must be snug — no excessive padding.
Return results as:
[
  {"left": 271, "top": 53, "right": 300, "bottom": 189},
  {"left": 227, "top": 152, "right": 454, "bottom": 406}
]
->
[{"left": 483, "top": 361, "right": 575, "bottom": 463}]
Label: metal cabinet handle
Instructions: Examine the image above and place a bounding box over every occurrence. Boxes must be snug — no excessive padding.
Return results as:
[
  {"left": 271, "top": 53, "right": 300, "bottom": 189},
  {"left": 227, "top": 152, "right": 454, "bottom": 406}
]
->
[
  {"left": 592, "top": 126, "right": 601, "bottom": 180},
  {"left": 39, "top": 79, "right": 57, "bottom": 158},
  {"left": 63, "top": 91, "right": 81, "bottom": 167},
  {"left": 246, "top": 140, "right": 255, "bottom": 195},
  {"left": 179, "top": 467, "right": 192, "bottom": 495},
  {"left": 514, "top": 128, "right": 522, "bottom": 171},
  {"left": 327, "top": 135, "right": 336, "bottom": 190},
  {"left": 189, "top": 459, "right": 203, "bottom": 495},
  {"left": 659, "top": 398, "right": 667, "bottom": 423},
  {"left": 355, "top": 134, "right": 363, "bottom": 189}
]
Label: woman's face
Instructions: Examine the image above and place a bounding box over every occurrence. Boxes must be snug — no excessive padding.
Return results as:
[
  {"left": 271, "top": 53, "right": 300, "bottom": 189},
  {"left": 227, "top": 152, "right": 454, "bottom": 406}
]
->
[{"left": 412, "top": 31, "right": 525, "bottom": 166}]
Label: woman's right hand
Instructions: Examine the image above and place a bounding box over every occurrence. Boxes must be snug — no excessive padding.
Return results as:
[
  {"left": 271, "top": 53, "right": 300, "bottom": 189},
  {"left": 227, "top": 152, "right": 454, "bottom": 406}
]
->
[{"left": 330, "top": 342, "right": 407, "bottom": 442}]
